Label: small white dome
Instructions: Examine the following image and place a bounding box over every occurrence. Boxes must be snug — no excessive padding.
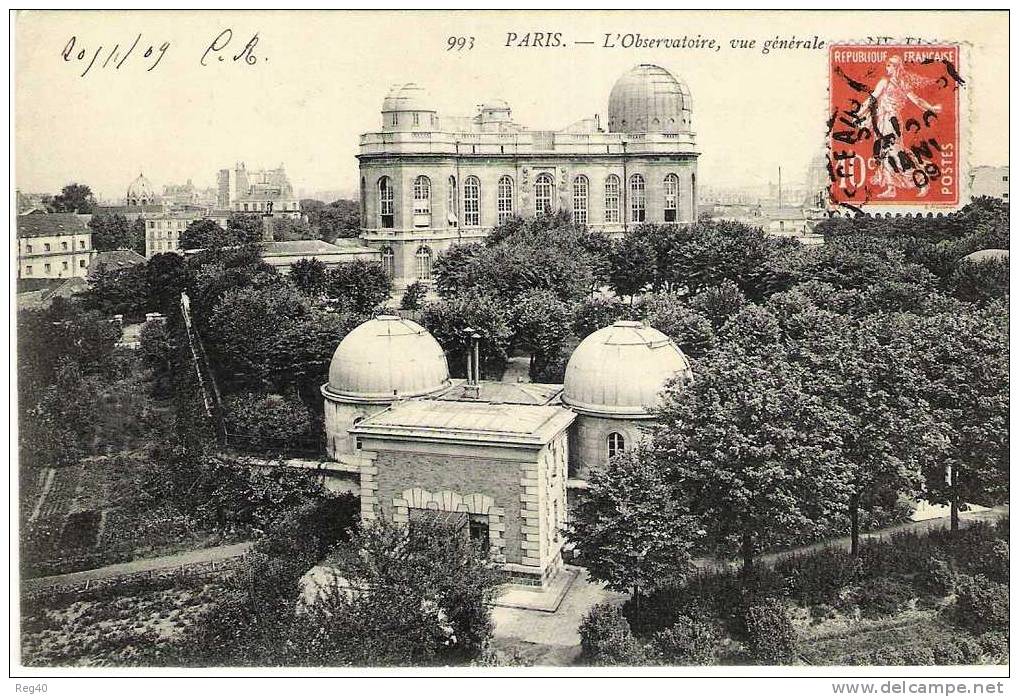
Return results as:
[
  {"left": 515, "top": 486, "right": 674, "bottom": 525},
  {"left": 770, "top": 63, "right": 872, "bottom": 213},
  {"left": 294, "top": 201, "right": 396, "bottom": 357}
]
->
[
  {"left": 607, "top": 64, "right": 692, "bottom": 134},
  {"left": 563, "top": 320, "right": 692, "bottom": 417},
  {"left": 324, "top": 315, "right": 450, "bottom": 403},
  {"left": 382, "top": 83, "right": 435, "bottom": 113},
  {"left": 962, "top": 248, "right": 1009, "bottom": 264}
]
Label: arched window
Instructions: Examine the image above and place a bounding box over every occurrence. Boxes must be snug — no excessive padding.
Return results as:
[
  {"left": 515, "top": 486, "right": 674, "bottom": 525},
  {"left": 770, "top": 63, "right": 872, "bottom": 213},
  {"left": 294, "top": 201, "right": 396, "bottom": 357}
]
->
[
  {"left": 572, "top": 175, "right": 589, "bottom": 225},
  {"left": 413, "top": 175, "right": 431, "bottom": 227},
  {"left": 497, "top": 175, "right": 514, "bottom": 224},
  {"left": 691, "top": 172, "right": 697, "bottom": 216},
  {"left": 629, "top": 174, "right": 646, "bottom": 223},
  {"left": 534, "top": 173, "right": 554, "bottom": 216},
  {"left": 604, "top": 174, "right": 621, "bottom": 223},
  {"left": 378, "top": 176, "right": 394, "bottom": 228},
  {"left": 416, "top": 246, "right": 433, "bottom": 281},
  {"left": 463, "top": 176, "right": 481, "bottom": 227},
  {"left": 380, "top": 246, "right": 394, "bottom": 278},
  {"left": 607, "top": 432, "right": 625, "bottom": 460},
  {"left": 447, "top": 175, "right": 458, "bottom": 227},
  {"left": 664, "top": 173, "right": 679, "bottom": 222}
]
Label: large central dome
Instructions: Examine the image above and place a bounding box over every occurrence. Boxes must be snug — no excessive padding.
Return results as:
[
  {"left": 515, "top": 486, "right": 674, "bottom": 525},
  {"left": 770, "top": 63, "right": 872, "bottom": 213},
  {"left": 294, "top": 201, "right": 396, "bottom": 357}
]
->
[
  {"left": 563, "top": 321, "right": 692, "bottom": 417},
  {"left": 325, "top": 315, "right": 450, "bottom": 403},
  {"left": 607, "top": 64, "right": 692, "bottom": 134}
]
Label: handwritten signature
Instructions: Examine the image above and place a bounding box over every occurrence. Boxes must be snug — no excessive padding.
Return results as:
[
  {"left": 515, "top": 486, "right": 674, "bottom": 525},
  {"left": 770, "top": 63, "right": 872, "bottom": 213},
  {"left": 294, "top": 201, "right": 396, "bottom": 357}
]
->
[{"left": 61, "top": 29, "right": 263, "bottom": 77}]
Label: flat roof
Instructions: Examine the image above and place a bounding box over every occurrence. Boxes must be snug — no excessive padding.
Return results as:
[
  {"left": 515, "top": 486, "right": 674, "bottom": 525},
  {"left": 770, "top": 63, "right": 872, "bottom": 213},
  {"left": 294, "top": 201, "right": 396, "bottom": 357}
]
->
[{"left": 351, "top": 398, "right": 575, "bottom": 448}]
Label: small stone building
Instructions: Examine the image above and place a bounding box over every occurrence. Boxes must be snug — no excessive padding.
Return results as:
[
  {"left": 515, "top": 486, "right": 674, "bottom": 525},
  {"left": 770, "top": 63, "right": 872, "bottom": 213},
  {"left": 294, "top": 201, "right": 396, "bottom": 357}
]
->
[{"left": 322, "top": 315, "right": 692, "bottom": 586}]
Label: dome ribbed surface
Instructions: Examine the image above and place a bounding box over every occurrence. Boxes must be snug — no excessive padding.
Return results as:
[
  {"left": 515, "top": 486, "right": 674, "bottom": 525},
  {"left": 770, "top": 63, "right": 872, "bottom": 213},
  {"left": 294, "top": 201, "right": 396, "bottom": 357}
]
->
[
  {"left": 562, "top": 320, "right": 692, "bottom": 417},
  {"left": 607, "top": 64, "right": 692, "bottom": 134},
  {"left": 325, "top": 316, "right": 450, "bottom": 403}
]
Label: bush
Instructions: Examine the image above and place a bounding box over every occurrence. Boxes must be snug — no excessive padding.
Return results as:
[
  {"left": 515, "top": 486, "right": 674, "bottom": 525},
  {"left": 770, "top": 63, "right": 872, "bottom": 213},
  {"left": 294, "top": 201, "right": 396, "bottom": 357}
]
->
[
  {"left": 400, "top": 281, "right": 427, "bottom": 311},
  {"left": 915, "top": 556, "right": 957, "bottom": 598},
  {"left": 866, "top": 643, "right": 936, "bottom": 666},
  {"left": 743, "top": 599, "right": 797, "bottom": 665},
  {"left": 223, "top": 391, "right": 314, "bottom": 450},
  {"left": 650, "top": 616, "right": 720, "bottom": 665},
  {"left": 775, "top": 546, "right": 859, "bottom": 606},
  {"left": 579, "top": 603, "right": 650, "bottom": 666},
  {"left": 851, "top": 577, "right": 914, "bottom": 618},
  {"left": 952, "top": 574, "right": 1008, "bottom": 632},
  {"left": 977, "top": 631, "right": 1009, "bottom": 664}
]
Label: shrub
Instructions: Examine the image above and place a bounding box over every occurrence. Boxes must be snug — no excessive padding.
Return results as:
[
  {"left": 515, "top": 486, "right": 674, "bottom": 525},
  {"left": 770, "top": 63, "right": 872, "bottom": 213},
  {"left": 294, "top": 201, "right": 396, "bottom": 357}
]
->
[
  {"left": 400, "top": 281, "right": 427, "bottom": 311},
  {"left": 851, "top": 577, "right": 914, "bottom": 618},
  {"left": 743, "top": 599, "right": 797, "bottom": 665},
  {"left": 915, "top": 556, "right": 957, "bottom": 598},
  {"left": 808, "top": 603, "right": 837, "bottom": 623},
  {"left": 866, "top": 643, "right": 936, "bottom": 666},
  {"left": 579, "top": 603, "right": 650, "bottom": 666},
  {"left": 952, "top": 574, "right": 1008, "bottom": 632},
  {"left": 650, "top": 616, "right": 720, "bottom": 665},
  {"left": 977, "top": 631, "right": 1009, "bottom": 664},
  {"left": 223, "top": 391, "right": 314, "bottom": 450},
  {"left": 775, "top": 546, "right": 859, "bottom": 606}
]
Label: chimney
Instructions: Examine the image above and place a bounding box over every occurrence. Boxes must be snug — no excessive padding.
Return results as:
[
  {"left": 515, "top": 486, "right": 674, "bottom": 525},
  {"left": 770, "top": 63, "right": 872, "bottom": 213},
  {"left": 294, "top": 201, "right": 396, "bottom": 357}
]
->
[{"left": 463, "top": 328, "right": 481, "bottom": 399}]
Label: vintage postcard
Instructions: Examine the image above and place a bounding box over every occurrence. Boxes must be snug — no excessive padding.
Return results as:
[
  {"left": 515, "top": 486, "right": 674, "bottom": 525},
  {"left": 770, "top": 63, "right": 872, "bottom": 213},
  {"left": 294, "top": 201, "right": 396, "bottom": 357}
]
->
[{"left": 10, "top": 8, "right": 1010, "bottom": 688}]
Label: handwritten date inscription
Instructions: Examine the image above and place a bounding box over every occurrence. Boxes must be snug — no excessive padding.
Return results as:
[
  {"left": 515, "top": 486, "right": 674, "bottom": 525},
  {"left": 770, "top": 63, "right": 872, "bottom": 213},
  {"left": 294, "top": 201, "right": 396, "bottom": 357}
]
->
[{"left": 61, "top": 29, "right": 263, "bottom": 77}]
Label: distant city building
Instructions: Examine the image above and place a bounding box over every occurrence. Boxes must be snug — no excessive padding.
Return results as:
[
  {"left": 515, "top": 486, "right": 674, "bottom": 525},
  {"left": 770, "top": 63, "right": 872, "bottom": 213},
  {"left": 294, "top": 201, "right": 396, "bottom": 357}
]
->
[
  {"left": 226, "top": 162, "right": 301, "bottom": 218},
  {"left": 16, "top": 213, "right": 96, "bottom": 279},
  {"left": 143, "top": 211, "right": 230, "bottom": 257},
  {"left": 16, "top": 190, "right": 49, "bottom": 214},
  {"left": 969, "top": 166, "right": 1009, "bottom": 202},
  {"left": 358, "top": 64, "right": 700, "bottom": 287},
  {"left": 126, "top": 173, "right": 158, "bottom": 207}
]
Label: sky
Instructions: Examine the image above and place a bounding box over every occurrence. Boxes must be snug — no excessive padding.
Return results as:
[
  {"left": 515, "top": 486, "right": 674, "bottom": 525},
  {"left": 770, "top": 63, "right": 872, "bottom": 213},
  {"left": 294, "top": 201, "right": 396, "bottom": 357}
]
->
[{"left": 15, "top": 10, "right": 1009, "bottom": 202}]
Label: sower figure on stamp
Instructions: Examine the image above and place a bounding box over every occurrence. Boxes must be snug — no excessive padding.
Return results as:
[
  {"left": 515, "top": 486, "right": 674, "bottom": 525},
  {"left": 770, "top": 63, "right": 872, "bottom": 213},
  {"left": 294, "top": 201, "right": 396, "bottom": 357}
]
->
[{"left": 858, "top": 55, "right": 943, "bottom": 198}]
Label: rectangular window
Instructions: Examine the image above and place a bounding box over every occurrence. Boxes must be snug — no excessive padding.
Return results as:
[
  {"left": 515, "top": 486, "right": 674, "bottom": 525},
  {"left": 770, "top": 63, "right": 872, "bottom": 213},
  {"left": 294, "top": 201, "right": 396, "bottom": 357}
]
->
[
  {"left": 62, "top": 261, "right": 68, "bottom": 270},
  {"left": 25, "top": 266, "right": 32, "bottom": 275},
  {"left": 61, "top": 241, "right": 68, "bottom": 251},
  {"left": 44, "top": 243, "right": 51, "bottom": 252},
  {"left": 26, "top": 244, "right": 32, "bottom": 253},
  {"left": 44, "top": 263, "right": 51, "bottom": 273},
  {"left": 79, "top": 260, "right": 86, "bottom": 268},
  {"left": 79, "top": 240, "right": 85, "bottom": 249}
]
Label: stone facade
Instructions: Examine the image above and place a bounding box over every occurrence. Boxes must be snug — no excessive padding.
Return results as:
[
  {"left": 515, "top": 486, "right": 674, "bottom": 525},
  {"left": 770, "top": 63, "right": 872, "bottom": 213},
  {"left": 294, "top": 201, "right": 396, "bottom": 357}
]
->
[{"left": 357, "top": 66, "right": 700, "bottom": 288}]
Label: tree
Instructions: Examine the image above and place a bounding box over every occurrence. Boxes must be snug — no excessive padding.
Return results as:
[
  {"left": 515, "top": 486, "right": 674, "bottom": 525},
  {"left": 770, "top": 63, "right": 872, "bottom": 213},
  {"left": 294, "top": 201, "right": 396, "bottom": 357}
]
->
[
  {"left": 651, "top": 340, "right": 853, "bottom": 575},
  {"left": 50, "top": 183, "right": 96, "bottom": 214},
  {"left": 766, "top": 293, "right": 932, "bottom": 554},
  {"left": 906, "top": 303, "right": 1009, "bottom": 530},
  {"left": 569, "top": 448, "right": 702, "bottom": 601},
  {"left": 949, "top": 257, "right": 1009, "bottom": 304},
  {"left": 130, "top": 217, "right": 147, "bottom": 256},
  {"left": 323, "top": 260, "right": 392, "bottom": 316},
  {"left": 400, "top": 281, "right": 427, "bottom": 311},
  {"left": 87, "top": 213, "right": 134, "bottom": 251},
  {"left": 145, "top": 252, "right": 189, "bottom": 314},
  {"left": 421, "top": 294, "right": 513, "bottom": 379},
  {"left": 511, "top": 289, "right": 573, "bottom": 381},
  {"left": 204, "top": 283, "right": 349, "bottom": 395},
  {"left": 272, "top": 217, "right": 316, "bottom": 242},
  {"left": 305, "top": 199, "right": 361, "bottom": 241},
  {"left": 227, "top": 213, "right": 264, "bottom": 244},
  {"left": 572, "top": 296, "right": 627, "bottom": 339},
  {"left": 688, "top": 279, "right": 748, "bottom": 330},
  {"left": 633, "top": 293, "right": 715, "bottom": 359},
  {"left": 289, "top": 258, "right": 329, "bottom": 296},
  {"left": 608, "top": 234, "right": 657, "bottom": 300},
  {"left": 180, "top": 219, "right": 236, "bottom": 250},
  {"left": 223, "top": 391, "right": 314, "bottom": 449},
  {"left": 79, "top": 260, "right": 150, "bottom": 318}
]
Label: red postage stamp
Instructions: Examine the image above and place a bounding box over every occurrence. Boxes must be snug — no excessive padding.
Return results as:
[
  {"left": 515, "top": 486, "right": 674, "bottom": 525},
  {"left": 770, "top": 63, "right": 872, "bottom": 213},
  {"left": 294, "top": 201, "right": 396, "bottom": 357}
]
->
[{"left": 828, "top": 44, "right": 962, "bottom": 209}]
